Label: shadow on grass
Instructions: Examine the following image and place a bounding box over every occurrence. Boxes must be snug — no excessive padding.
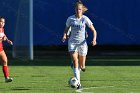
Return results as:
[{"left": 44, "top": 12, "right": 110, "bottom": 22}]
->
[{"left": 11, "top": 87, "right": 31, "bottom": 90}]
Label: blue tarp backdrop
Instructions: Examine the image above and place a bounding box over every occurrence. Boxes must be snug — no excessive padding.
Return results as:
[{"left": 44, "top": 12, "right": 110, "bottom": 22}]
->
[
  {"left": 0, "top": 0, "right": 140, "bottom": 45},
  {"left": 34, "top": 0, "right": 140, "bottom": 45}
]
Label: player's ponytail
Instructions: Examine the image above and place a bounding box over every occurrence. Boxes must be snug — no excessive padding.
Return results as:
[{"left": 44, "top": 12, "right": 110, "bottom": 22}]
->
[{"left": 83, "top": 5, "right": 88, "bottom": 13}]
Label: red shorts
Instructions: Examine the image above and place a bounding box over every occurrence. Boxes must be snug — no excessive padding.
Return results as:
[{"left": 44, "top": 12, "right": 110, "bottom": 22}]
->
[{"left": 0, "top": 42, "right": 3, "bottom": 52}]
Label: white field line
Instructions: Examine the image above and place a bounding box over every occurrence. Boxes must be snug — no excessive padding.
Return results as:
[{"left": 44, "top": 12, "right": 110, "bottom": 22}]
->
[
  {"left": 76, "top": 86, "right": 114, "bottom": 93},
  {"left": 88, "top": 59, "right": 140, "bottom": 62}
]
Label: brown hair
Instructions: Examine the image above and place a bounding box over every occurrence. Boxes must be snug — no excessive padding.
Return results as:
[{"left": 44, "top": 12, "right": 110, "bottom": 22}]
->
[{"left": 75, "top": 1, "right": 88, "bottom": 13}]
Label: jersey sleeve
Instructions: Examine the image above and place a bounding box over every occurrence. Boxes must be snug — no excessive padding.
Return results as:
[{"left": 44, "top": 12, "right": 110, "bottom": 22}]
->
[
  {"left": 85, "top": 16, "right": 93, "bottom": 28},
  {"left": 66, "top": 17, "right": 71, "bottom": 27}
]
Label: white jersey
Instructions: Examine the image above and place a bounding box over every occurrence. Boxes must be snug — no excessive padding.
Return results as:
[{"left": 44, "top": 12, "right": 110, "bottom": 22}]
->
[
  {"left": 66, "top": 15, "right": 93, "bottom": 44},
  {"left": 0, "top": 33, "right": 4, "bottom": 40},
  {"left": 0, "top": 28, "right": 4, "bottom": 40}
]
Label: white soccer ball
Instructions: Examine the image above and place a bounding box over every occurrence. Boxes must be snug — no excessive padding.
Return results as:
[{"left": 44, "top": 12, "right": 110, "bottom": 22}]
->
[{"left": 68, "top": 77, "right": 79, "bottom": 88}]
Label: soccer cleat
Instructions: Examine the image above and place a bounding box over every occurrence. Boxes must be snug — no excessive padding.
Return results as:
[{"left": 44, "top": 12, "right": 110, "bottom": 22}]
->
[
  {"left": 5, "top": 78, "right": 13, "bottom": 83},
  {"left": 77, "top": 84, "right": 82, "bottom": 89},
  {"left": 81, "top": 68, "right": 86, "bottom": 72}
]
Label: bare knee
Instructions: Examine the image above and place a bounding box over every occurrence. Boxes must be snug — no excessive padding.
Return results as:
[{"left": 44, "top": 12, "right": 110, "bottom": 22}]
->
[
  {"left": 0, "top": 51, "right": 8, "bottom": 66},
  {"left": 2, "top": 60, "right": 8, "bottom": 66}
]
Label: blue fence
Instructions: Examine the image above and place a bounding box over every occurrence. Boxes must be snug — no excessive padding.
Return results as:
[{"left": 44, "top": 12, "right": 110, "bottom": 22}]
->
[{"left": 0, "top": 0, "right": 140, "bottom": 45}]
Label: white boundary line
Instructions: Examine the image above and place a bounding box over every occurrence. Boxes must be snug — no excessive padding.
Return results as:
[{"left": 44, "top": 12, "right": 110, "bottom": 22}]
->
[
  {"left": 88, "top": 59, "right": 140, "bottom": 62},
  {"left": 76, "top": 86, "right": 114, "bottom": 93}
]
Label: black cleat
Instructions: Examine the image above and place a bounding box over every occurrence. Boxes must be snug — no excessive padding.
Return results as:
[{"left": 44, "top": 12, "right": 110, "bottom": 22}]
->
[
  {"left": 5, "top": 78, "right": 13, "bottom": 83},
  {"left": 81, "top": 68, "right": 86, "bottom": 72},
  {"left": 77, "top": 84, "right": 82, "bottom": 89}
]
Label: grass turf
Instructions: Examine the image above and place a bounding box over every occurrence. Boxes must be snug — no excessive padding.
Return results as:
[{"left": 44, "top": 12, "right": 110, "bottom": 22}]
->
[{"left": 0, "top": 63, "right": 140, "bottom": 93}]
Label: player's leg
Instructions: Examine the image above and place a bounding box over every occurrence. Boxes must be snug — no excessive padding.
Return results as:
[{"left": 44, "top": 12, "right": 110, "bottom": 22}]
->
[
  {"left": 68, "top": 42, "right": 81, "bottom": 88},
  {"left": 78, "top": 42, "right": 88, "bottom": 72},
  {"left": 70, "top": 52, "right": 79, "bottom": 78},
  {"left": 70, "top": 52, "right": 81, "bottom": 89},
  {"left": 79, "top": 55, "right": 86, "bottom": 72},
  {"left": 0, "top": 51, "right": 13, "bottom": 82}
]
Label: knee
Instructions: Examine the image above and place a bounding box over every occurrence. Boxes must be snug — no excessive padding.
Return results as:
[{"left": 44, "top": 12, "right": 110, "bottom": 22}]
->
[
  {"left": 2, "top": 60, "right": 8, "bottom": 66},
  {"left": 73, "top": 58, "right": 78, "bottom": 63}
]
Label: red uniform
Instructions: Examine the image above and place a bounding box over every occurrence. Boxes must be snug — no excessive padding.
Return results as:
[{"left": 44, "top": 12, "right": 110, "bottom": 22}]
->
[{"left": 0, "top": 28, "right": 4, "bottom": 52}]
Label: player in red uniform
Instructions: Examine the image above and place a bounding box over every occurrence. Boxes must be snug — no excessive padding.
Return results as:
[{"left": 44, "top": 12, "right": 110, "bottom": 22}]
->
[{"left": 0, "top": 16, "right": 13, "bottom": 83}]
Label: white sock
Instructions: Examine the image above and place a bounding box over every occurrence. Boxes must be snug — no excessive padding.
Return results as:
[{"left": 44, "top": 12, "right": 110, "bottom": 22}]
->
[
  {"left": 74, "top": 68, "right": 80, "bottom": 84},
  {"left": 78, "top": 67, "right": 81, "bottom": 84}
]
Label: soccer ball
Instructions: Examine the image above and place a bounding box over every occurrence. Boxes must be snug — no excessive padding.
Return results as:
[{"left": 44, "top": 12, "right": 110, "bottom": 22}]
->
[{"left": 68, "top": 77, "right": 79, "bottom": 88}]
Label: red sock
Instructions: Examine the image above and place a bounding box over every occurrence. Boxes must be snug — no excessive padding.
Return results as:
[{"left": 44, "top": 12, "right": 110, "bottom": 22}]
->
[{"left": 2, "top": 66, "right": 9, "bottom": 79}]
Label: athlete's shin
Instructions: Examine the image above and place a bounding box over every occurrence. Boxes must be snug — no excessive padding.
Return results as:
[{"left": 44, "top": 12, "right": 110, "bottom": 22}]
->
[
  {"left": 2, "top": 66, "right": 9, "bottom": 79},
  {"left": 79, "top": 55, "right": 86, "bottom": 69},
  {"left": 74, "top": 68, "right": 80, "bottom": 84}
]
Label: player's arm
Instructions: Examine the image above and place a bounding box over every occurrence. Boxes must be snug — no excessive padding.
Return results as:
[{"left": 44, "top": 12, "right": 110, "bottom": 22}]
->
[
  {"left": 62, "top": 26, "right": 70, "bottom": 42},
  {"left": 2, "top": 34, "right": 13, "bottom": 45},
  {"left": 89, "top": 24, "right": 97, "bottom": 46}
]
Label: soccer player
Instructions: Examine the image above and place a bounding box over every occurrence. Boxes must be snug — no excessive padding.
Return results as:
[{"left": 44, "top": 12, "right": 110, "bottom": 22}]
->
[
  {"left": 62, "top": 2, "right": 97, "bottom": 89},
  {"left": 0, "top": 16, "right": 13, "bottom": 83}
]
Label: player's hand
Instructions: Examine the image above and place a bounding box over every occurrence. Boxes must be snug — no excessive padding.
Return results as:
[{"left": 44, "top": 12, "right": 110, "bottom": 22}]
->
[
  {"left": 91, "top": 40, "right": 96, "bottom": 46},
  {"left": 7, "top": 39, "right": 13, "bottom": 45},
  {"left": 62, "top": 35, "right": 67, "bottom": 43}
]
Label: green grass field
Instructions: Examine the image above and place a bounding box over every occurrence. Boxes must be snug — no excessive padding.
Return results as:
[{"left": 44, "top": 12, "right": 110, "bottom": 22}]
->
[{"left": 0, "top": 59, "right": 140, "bottom": 93}]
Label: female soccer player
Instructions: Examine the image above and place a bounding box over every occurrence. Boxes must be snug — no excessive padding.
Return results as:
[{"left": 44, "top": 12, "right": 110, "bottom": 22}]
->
[
  {"left": 62, "top": 2, "right": 97, "bottom": 89},
  {"left": 0, "top": 16, "right": 13, "bottom": 83}
]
